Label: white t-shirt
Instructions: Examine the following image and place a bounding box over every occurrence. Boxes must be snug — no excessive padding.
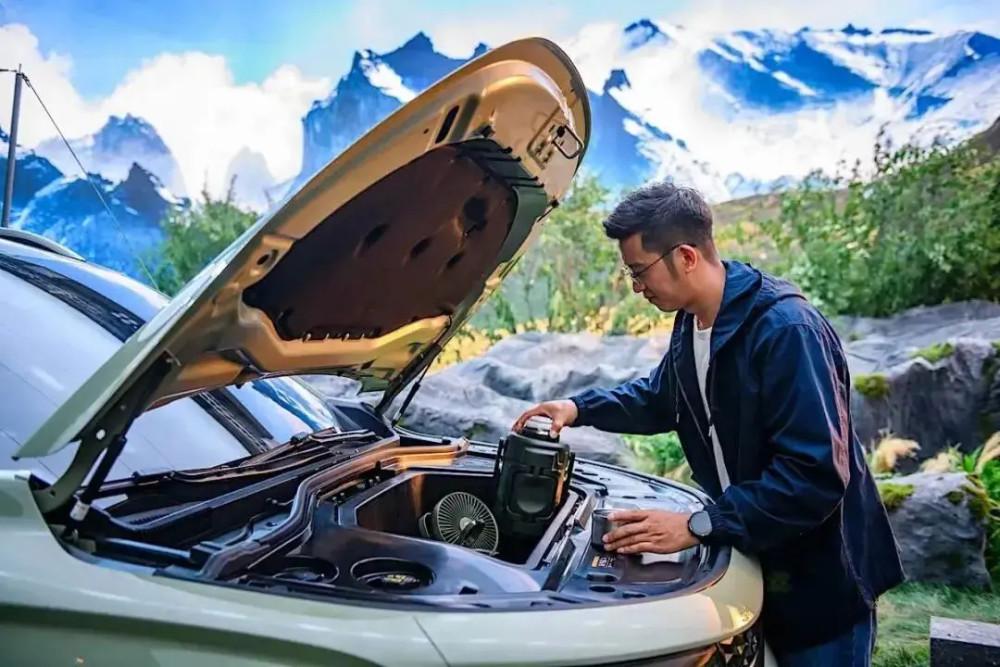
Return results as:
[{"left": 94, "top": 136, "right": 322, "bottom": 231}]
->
[{"left": 692, "top": 323, "right": 732, "bottom": 491}]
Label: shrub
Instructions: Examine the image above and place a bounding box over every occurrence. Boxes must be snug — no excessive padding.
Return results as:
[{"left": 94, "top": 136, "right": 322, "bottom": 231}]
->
[
  {"left": 869, "top": 436, "right": 920, "bottom": 475},
  {"left": 471, "top": 174, "right": 673, "bottom": 337},
  {"left": 623, "top": 432, "right": 686, "bottom": 478},
  {"left": 759, "top": 129, "right": 1000, "bottom": 317},
  {"left": 151, "top": 180, "right": 258, "bottom": 296}
]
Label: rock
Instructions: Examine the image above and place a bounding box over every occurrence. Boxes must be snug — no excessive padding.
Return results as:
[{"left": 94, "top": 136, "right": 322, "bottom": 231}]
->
[
  {"left": 300, "top": 342, "right": 645, "bottom": 467},
  {"left": 453, "top": 331, "right": 670, "bottom": 402},
  {"left": 389, "top": 369, "right": 635, "bottom": 466},
  {"left": 930, "top": 617, "right": 1000, "bottom": 666},
  {"left": 879, "top": 472, "right": 990, "bottom": 590},
  {"left": 850, "top": 340, "right": 1000, "bottom": 472},
  {"left": 834, "top": 300, "right": 1000, "bottom": 354},
  {"left": 301, "top": 301, "right": 1000, "bottom": 472},
  {"left": 835, "top": 301, "right": 1000, "bottom": 468}
]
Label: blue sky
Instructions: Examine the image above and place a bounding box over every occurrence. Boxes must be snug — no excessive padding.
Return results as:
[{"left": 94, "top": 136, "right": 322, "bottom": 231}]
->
[
  {"left": 1, "top": 0, "right": 683, "bottom": 98},
  {"left": 4, "top": 0, "right": 998, "bottom": 99},
  {"left": 1, "top": 0, "right": 997, "bottom": 205}
]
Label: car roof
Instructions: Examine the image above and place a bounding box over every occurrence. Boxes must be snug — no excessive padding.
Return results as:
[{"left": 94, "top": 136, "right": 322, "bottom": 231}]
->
[{"left": 0, "top": 236, "right": 167, "bottom": 321}]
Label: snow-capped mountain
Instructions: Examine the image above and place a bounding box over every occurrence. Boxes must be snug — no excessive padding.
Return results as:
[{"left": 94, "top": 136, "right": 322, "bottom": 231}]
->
[
  {"left": 36, "top": 114, "right": 187, "bottom": 197},
  {"left": 290, "top": 22, "right": 1000, "bottom": 202},
  {"left": 6, "top": 20, "right": 1000, "bottom": 288},
  {"left": 0, "top": 127, "right": 63, "bottom": 217},
  {"left": 14, "top": 162, "right": 181, "bottom": 279},
  {"left": 574, "top": 21, "right": 1000, "bottom": 194},
  {"left": 5, "top": 123, "right": 181, "bottom": 281}
]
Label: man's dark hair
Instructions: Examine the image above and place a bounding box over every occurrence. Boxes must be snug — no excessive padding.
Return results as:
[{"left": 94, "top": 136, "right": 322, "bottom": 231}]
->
[{"left": 602, "top": 180, "right": 717, "bottom": 265}]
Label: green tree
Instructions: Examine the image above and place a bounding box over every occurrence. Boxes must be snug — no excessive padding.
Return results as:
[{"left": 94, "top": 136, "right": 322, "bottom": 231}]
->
[
  {"left": 152, "top": 180, "right": 259, "bottom": 296},
  {"left": 759, "top": 130, "right": 1000, "bottom": 317}
]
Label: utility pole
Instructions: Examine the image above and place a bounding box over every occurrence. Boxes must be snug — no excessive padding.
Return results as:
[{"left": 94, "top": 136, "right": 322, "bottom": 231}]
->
[{"left": 2, "top": 65, "right": 25, "bottom": 228}]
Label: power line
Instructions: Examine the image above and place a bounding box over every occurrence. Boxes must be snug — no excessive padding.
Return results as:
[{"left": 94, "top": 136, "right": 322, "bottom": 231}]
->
[{"left": 20, "top": 73, "right": 162, "bottom": 291}]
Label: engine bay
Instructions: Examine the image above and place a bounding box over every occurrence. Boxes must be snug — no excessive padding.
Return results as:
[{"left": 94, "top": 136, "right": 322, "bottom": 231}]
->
[{"left": 52, "top": 417, "right": 728, "bottom": 611}]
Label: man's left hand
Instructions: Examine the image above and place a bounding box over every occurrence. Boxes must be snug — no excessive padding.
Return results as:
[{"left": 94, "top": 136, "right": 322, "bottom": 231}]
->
[{"left": 603, "top": 509, "right": 699, "bottom": 554}]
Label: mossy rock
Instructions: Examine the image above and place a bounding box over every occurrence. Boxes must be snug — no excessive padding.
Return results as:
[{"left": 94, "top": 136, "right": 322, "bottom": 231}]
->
[
  {"left": 855, "top": 373, "right": 891, "bottom": 400},
  {"left": 878, "top": 482, "right": 916, "bottom": 511},
  {"left": 910, "top": 342, "right": 955, "bottom": 364}
]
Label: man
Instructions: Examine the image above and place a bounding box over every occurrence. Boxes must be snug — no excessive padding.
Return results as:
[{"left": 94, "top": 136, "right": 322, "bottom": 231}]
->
[{"left": 513, "top": 181, "right": 904, "bottom": 666}]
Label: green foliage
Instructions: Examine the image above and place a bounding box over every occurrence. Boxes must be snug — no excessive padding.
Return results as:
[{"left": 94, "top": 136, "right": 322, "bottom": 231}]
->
[
  {"left": 877, "top": 482, "right": 916, "bottom": 511},
  {"left": 472, "top": 174, "right": 670, "bottom": 337},
  {"left": 855, "top": 373, "right": 891, "bottom": 400},
  {"left": 151, "top": 181, "right": 259, "bottom": 296},
  {"left": 759, "top": 129, "right": 1000, "bottom": 317},
  {"left": 965, "top": 463, "right": 1000, "bottom": 581},
  {"left": 910, "top": 342, "right": 955, "bottom": 364},
  {"left": 623, "top": 432, "right": 686, "bottom": 478},
  {"left": 875, "top": 582, "right": 1000, "bottom": 666}
]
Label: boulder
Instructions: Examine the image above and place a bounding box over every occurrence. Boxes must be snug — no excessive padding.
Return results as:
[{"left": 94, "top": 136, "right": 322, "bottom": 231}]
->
[
  {"left": 840, "top": 301, "right": 1000, "bottom": 469},
  {"left": 849, "top": 340, "right": 1000, "bottom": 472},
  {"left": 447, "top": 331, "right": 670, "bottom": 402},
  {"left": 302, "top": 301, "right": 1000, "bottom": 472},
  {"left": 301, "top": 332, "right": 671, "bottom": 466},
  {"left": 878, "top": 472, "right": 990, "bottom": 590}
]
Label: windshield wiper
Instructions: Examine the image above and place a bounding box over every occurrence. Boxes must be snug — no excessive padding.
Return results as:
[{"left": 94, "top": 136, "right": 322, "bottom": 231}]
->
[{"left": 95, "top": 428, "right": 380, "bottom": 503}]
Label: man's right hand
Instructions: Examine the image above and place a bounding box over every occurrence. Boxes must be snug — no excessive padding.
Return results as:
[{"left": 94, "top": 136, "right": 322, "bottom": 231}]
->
[{"left": 512, "top": 399, "right": 579, "bottom": 438}]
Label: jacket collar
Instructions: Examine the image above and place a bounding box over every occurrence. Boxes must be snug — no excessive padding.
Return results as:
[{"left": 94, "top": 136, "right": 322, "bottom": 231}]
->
[
  {"left": 668, "top": 261, "right": 763, "bottom": 429},
  {"left": 671, "top": 260, "right": 763, "bottom": 359}
]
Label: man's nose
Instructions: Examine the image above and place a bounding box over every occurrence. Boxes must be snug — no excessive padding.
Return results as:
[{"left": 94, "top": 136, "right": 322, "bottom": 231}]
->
[{"left": 632, "top": 280, "right": 643, "bottom": 294}]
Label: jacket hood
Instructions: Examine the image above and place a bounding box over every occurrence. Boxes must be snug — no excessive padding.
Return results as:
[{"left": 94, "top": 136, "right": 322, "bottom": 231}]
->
[{"left": 708, "top": 260, "right": 804, "bottom": 356}]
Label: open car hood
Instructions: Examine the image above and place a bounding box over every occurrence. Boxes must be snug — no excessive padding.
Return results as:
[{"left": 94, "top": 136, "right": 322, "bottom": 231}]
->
[{"left": 14, "top": 38, "right": 590, "bottom": 493}]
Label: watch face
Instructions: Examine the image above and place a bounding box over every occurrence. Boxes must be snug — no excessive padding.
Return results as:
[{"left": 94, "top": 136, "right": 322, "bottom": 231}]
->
[{"left": 690, "top": 511, "right": 712, "bottom": 537}]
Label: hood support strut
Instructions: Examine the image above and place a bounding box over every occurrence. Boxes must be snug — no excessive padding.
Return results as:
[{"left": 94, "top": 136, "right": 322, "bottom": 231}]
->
[{"left": 31, "top": 355, "right": 176, "bottom": 517}]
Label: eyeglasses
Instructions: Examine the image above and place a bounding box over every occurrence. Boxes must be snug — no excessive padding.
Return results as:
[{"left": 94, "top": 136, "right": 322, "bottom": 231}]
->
[{"left": 620, "top": 244, "right": 683, "bottom": 285}]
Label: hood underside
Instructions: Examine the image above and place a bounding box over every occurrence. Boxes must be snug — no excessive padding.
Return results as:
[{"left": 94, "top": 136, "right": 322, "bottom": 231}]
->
[
  {"left": 242, "top": 143, "right": 515, "bottom": 344},
  {"left": 14, "top": 37, "right": 591, "bottom": 490}
]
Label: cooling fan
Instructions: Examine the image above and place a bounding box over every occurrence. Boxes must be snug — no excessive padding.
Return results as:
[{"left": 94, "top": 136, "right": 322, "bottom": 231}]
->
[{"left": 418, "top": 491, "right": 500, "bottom": 554}]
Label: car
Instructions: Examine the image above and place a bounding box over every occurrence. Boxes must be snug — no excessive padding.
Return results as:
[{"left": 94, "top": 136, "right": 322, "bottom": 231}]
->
[{"left": 0, "top": 38, "right": 775, "bottom": 666}]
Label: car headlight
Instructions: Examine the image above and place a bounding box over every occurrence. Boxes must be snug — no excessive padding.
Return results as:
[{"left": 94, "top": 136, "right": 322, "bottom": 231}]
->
[{"left": 596, "top": 619, "right": 763, "bottom": 667}]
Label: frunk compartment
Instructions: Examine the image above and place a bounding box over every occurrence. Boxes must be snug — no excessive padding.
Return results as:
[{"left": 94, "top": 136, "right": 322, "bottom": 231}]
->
[{"left": 343, "top": 469, "right": 548, "bottom": 565}]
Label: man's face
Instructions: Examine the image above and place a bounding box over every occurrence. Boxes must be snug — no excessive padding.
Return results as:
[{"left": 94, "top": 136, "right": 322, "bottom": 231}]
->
[{"left": 619, "top": 233, "right": 696, "bottom": 313}]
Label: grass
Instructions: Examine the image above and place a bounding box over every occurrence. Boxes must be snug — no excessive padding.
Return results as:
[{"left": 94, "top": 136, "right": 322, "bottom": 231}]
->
[{"left": 875, "top": 583, "right": 1000, "bottom": 666}]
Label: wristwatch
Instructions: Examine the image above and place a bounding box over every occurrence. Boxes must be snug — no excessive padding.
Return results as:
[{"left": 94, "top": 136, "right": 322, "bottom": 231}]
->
[{"left": 688, "top": 510, "right": 712, "bottom": 540}]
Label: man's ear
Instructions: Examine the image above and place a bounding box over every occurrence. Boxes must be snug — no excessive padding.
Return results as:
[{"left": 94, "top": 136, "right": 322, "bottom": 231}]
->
[{"left": 677, "top": 245, "right": 699, "bottom": 273}]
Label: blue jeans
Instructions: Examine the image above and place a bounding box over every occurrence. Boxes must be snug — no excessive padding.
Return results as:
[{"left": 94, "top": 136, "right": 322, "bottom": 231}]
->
[{"left": 773, "top": 608, "right": 877, "bottom": 667}]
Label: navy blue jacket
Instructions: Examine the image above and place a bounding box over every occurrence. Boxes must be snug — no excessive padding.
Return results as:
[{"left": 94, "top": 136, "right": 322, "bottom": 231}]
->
[{"left": 570, "top": 260, "right": 905, "bottom": 651}]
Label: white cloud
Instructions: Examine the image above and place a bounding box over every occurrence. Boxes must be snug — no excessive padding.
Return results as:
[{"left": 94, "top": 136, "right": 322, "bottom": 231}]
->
[
  {"left": 103, "top": 53, "right": 330, "bottom": 200},
  {"left": 0, "top": 23, "right": 98, "bottom": 144},
  {"left": 1, "top": 22, "right": 331, "bottom": 203},
  {"left": 427, "top": 6, "right": 574, "bottom": 58}
]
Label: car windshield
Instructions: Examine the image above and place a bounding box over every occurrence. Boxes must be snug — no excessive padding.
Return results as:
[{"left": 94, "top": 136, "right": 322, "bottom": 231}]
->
[{"left": 0, "top": 239, "right": 347, "bottom": 481}]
